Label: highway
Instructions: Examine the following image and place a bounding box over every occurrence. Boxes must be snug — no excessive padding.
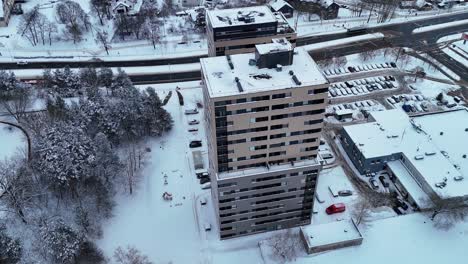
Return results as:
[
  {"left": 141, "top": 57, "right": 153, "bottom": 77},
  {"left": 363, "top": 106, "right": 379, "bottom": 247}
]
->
[{"left": 5, "top": 12, "right": 468, "bottom": 84}]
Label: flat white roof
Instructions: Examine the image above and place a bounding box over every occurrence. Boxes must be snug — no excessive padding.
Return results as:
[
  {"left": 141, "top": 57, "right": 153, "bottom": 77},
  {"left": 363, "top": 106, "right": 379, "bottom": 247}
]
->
[
  {"left": 269, "top": 0, "right": 293, "bottom": 11},
  {"left": 255, "top": 38, "right": 292, "bottom": 55},
  {"left": 387, "top": 160, "right": 433, "bottom": 209},
  {"left": 301, "top": 219, "right": 362, "bottom": 249},
  {"left": 343, "top": 109, "right": 468, "bottom": 199},
  {"left": 207, "top": 6, "right": 277, "bottom": 28},
  {"left": 200, "top": 47, "right": 328, "bottom": 98}
]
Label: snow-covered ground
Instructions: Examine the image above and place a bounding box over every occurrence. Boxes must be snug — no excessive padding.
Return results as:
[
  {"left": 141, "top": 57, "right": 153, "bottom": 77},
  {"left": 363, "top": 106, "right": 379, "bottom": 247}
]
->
[
  {"left": 405, "top": 77, "right": 461, "bottom": 98},
  {"left": 98, "top": 86, "right": 210, "bottom": 263},
  {"left": 0, "top": 0, "right": 207, "bottom": 61},
  {"left": 0, "top": 123, "right": 25, "bottom": 160},
  {"left": 438, "top": 33, "right": 468, "bottom": 66},
  {"left": 279, "top": 212, "right": 468, "bottom": 264}
]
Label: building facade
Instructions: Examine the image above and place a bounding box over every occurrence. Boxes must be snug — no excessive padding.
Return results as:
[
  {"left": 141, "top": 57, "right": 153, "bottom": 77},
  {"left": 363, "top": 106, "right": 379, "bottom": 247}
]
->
[
  {"left": 206, "top": 6, "right": 297, "bottom": 57},
  {"left": 201, "top": 40, "right": 329, "bottom": 239}
]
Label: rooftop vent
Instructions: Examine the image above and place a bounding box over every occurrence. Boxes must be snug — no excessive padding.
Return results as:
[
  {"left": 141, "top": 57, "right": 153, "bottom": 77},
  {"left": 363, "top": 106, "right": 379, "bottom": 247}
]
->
[
  {"left": 226, "top": 55, "right": 234, "bottom": 70},
  {"left": 292, "top": 75, "right": 302, "bottom": 85},
  {"left": 251, "top": 73, "right": 272, "bottom": 80},
  {"left": 235, "top": 77, "right": 244, "bottom": 92}
]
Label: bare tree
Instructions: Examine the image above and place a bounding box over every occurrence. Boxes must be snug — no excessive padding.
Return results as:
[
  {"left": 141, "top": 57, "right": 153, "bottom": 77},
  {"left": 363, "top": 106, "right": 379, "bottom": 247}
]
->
[
  {"left": 267, "top": 229, "right": 301, "bottom": 263},
  {"left": 143, "top": 19, "right": 161, "bottom": 50},
  {"left": 90, "top": 0, "right": 109, "bottom": 26},
  {"left": 0, "top": 158, "right": 36, "bottom": 224},
  {"left": 1, "top": 84, "right": 33, "bottom": 123},
  {"left": 95, "top": 30, "right": 111, "bottom": 55},
  {"left": 351, "top": 198, "right": 373, "bottom": 226},
  {"left": 333, "top": 56, "right": 348, "bottom": 68},
  {"left": 113, "top": 246, "right": 153, "bottom": 264},
  {"left": 429, "top": 196, "right": 468, "bottom": 230}
]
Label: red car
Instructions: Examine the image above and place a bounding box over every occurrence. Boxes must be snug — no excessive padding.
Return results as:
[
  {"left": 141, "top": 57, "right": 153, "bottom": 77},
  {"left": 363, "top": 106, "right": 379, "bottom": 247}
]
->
[{"left": 325, "top": 203, "right": 346, "bottom": 215}]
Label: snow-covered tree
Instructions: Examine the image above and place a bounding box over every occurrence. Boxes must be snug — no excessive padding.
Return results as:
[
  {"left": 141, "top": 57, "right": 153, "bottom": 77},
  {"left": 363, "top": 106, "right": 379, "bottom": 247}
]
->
[
  {"left": 33, "top": 122, "right": 96, "bottom": 192},
  {"left": 113, "top": 246, "right": 153, "bottom": 264},
  {"left": 42, "top": 67, "right": 82, "bottom": 97},
  {"left": 111, "top": 68, "right": 134, "bottom": 96},
  {"left": 141, "top": 87, "right": 173, "bottom": 136},
  {"left": 0, "top": 225, "right": 22, "bottom": 264},
  {"left": 39, "top": 219, "right": 83, "bottom": 264},
  {"left": 99, "top": 67, "right": 113, "bottom": 94}
]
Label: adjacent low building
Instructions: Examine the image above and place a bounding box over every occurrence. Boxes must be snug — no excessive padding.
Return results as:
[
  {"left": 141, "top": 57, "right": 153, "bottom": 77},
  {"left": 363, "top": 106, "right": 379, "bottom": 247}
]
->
[
  {"left": 206, "top": 5, "right": 297, "bottom": 56},
  {"left": 269, "top": 0, "right": 294, "bottom": 18},
  {"left": 300, "top": 219, "right": 363, "bottom": 254},
  {"left": 340, "top": 109, "right": 468, "bottom": 203},
  {"left": 201, "top": 39, "right": 329, "bottom": 239}
]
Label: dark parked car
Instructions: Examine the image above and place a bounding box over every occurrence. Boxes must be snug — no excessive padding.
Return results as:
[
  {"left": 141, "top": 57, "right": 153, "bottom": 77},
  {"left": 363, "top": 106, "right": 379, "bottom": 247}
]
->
[
  {"left": 200, "top": 177, "right": 210, "bottom": 184},
  {"left": 338, "top": 190, "right": 353, "bottom": 196},
  {"left": 196, "top": 171, "right": 209, "bottom": 179},
  {"left": 379, "top": 175, "right": 390, "bottom": 187},
  {"left": 397, "top": 199, "right": 409, "bottom": 210},
  {"left": 189, "top": 140, "right": 202, "bottom": 148}
]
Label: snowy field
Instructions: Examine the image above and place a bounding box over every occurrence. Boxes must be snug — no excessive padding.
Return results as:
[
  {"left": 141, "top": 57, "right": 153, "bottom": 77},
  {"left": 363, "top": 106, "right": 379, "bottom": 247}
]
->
[{"left": 0, "top": 123, "right": 25, "bottom": 160}]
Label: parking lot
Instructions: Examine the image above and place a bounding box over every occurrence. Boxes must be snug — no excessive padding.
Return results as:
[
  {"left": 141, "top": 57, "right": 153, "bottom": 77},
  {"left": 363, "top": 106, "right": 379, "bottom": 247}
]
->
[
  {"left": 323, "top": 62, "right": 398, "bottom": 77},
  {"left": 329, "top": 75, "right": 398, "bottom": 98}
]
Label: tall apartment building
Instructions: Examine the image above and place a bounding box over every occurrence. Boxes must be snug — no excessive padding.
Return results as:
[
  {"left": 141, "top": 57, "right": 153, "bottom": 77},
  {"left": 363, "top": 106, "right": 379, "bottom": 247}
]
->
[
  {"left": 200, "top": 39, "right": 329, "bottom": 239},
  {"left": 206, "top": 5, "right": 297, "bottom": 57}
]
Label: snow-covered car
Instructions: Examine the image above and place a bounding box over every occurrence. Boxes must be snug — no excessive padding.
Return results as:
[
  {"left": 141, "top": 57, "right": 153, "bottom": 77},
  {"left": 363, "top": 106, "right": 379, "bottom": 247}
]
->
[
  {"left": 16, "top": 60, "right": 28, "bottom": 65},
  {"left": 188, "top": 119, "right": 199, "bottom": 125},
  {"left": 201, "top": 182, "right": 211, "bottom": 190},
  {"left": 369, "top": 178, "right": 379, "bottom": 190},
  {"left": 185, "top": 108, "right": 199, "bottom": 115}
]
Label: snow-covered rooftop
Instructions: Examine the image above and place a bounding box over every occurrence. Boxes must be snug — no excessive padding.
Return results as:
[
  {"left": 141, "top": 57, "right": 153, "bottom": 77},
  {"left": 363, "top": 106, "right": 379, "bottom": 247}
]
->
[
  {"left": 255, "top": 37, "right": 292, "bottom": 55},
  {"left": 343, "top": 109, "right": 468, "bottom": 199},
  {"left": 300, "top": 219, "right": 362, "bottom": 250},
  {"left": 207, "top": 6, "right": 277, "bottom": 28},
  {"left": 387, "top": 160, "right": 433, "bottom": 209},
  {"left": 200, "top": 47, "right": 328, "bottom": 98},
  {"left": 269, "top": 0, "right": 293, "bottom": 12}
]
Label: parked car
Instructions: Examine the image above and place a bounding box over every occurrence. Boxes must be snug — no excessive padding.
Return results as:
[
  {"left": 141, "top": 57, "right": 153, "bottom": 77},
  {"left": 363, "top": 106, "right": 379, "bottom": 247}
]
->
[
  {"left": 200, "top": 177, "right": 210, "bottom": 184},
  {"left": 325, "top": 203, "right": 346, "bottom": 215},
  {"left": 201, "top": 182, "right": 211, "bottom": 190},
  {"left": 196, "top": 171, "right": 209, "bottom": 179},
  {"left": 396, "top": 199, "right": 409, "bottom": 210},
  {"left": 188, "top": 119, "right": 199, "bottom": 125},
  {"left": 189, "top": 140, "right": 202, "bottom": 148},
  {"left": 200, "top": 198, "right": 207, "bottom": 205},
  {"left": 338, "top": 190, "right": 353, "bottom": 197},
  {"left": 204, "top": 223, "right": 211, "bottom": 231},
  {"left": 379, "top": 175, "right": 390, "bottom": 187},
  {"left": 185, "top": 108, "right": 199, "bottom": 115},
  {"left": 369, "top": 178, "right": 379, "bottom": 190}
]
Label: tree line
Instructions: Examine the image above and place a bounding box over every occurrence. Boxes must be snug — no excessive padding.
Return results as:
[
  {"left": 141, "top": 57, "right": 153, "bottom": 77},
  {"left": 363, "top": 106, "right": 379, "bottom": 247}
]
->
[{"left": 0, "top": 67, "right": 172, "bottom": 263}]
